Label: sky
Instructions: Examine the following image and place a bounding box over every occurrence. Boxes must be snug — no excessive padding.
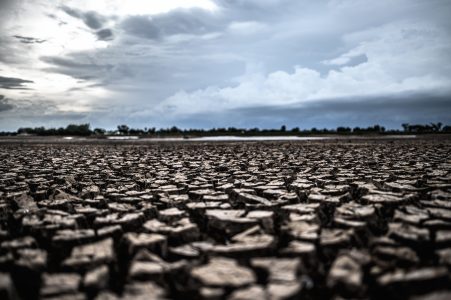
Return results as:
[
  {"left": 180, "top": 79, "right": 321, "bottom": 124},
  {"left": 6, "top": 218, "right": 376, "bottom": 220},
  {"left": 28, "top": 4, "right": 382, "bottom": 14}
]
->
[{"left": 0, "top": 0, "right": 450, "bottom": 131}]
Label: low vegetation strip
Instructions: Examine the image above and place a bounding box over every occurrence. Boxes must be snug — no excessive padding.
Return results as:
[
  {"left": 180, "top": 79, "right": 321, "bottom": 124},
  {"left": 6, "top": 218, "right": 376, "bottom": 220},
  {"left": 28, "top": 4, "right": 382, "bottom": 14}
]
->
[{"left": 0, "top": 122, "right": 449, "bottom": 137}]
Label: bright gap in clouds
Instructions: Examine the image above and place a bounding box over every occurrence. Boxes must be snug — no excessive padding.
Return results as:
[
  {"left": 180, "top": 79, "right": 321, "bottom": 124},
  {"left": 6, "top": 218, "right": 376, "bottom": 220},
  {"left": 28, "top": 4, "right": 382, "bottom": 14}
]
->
[{"left": 62, "top": 0, "right": 218, "bottom": 16}]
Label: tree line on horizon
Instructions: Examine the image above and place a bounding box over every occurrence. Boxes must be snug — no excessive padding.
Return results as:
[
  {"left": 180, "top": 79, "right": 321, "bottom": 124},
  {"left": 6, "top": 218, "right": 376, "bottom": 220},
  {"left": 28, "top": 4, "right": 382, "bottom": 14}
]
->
[{"left": 0, "top": 122, "right": 449, "bottom": 137}]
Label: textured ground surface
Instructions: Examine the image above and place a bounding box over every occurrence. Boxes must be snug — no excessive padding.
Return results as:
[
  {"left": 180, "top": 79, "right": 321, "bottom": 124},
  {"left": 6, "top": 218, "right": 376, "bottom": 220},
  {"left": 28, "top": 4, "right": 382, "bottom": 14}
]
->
[{"left": 0, "top": 139, "right": 451, "bottom": 299}]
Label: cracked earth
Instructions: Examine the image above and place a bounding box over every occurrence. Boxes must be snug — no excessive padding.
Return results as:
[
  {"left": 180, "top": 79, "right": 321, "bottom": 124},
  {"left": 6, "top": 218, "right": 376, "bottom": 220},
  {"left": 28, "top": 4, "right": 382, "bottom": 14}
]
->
[{"left": 0, "top": 139, "right": 450, "bottom": 299}]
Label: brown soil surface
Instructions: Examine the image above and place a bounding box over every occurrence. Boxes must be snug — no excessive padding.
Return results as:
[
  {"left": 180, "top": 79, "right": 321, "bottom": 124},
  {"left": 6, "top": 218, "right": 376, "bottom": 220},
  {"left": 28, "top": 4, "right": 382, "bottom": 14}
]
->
[{"left": 0, "top": 138, "right": 450, "bottom": 299}]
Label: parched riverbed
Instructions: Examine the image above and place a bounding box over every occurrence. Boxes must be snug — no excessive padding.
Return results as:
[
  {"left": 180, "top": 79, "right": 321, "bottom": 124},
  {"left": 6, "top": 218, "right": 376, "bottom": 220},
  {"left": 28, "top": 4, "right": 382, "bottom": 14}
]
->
[{"left": 0, "top": 139, "right": 450, "bottom": 299}]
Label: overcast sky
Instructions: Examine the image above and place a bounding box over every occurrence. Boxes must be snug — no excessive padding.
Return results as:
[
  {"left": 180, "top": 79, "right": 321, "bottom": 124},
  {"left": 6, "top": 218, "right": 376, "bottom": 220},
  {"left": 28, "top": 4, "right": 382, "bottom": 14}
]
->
[{"left": 0, "top": 0, "right": 450, "bottom": 130}]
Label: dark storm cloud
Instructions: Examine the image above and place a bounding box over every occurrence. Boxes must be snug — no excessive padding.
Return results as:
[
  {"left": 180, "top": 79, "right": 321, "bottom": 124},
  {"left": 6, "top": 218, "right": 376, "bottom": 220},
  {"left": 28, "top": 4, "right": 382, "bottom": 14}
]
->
[
  {"left": 31, "top": 111, "right": 88, "bottom": 121},
  {"left": 0, "top": 76, "right": 33, "bottom": 90},
  {"left": 0, "top": 0, "right": 14, "bottom": 26},
  {"left": 83, "top": 12, "right": 104, "bottom": 30},
  {"left": 0, "top": 95, "right": 14, "bottom": 112},
  {"left": 0, "top": 95, "right": 89, "bottom": 130},
  {"left": 60, "top": 5, "right": 80, "bottom": 18},
  {"left": 127, "top": 0, "right": 321, "bottom": 39},
  {"left": 60, "top": 5, "right": 114, "bottom": 41},
  {"left": 0, "top": 39, "right": 22, "bottom": 64},
  {"left": 13, "top": 35, "right": 46, "bottom": 44},
  {"left": 96, "top": 28, "right": 113, "bottom": 41},
  {"left": 121, "top": 8, "right": 223, "bottom": 40},
  {"left": 223, "top": 92, "right": 451, "bottom": 129},
  {"left": 120, "top": 16, "right": 160, "bottom": 40},
  {"left": 67, "top": 82, "right": 106, "bottom": 92},
  {"left": 60, "top": 5, "right": 105, "bottom": 30},
  {"left": 40, "top": 56, "right": 114, "bottom": 80}
]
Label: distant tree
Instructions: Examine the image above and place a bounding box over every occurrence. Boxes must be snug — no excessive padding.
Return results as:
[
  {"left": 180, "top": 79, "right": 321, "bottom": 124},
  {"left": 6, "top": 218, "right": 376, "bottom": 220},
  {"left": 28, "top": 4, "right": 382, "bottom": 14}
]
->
[
  {"left": 117, "top": 124, "right": 129, "bottom": 135},
  {"left": 57, "top": 127, "right": 65, "bottom": 135},
  {"left": 17, "top": 127, "right": 32, "bottom": 134},
  {"left": 337, "top": 126, "right": 351, "bottom": 133},
  {"left": 291, "top": 127, "right": 300, "bottom": 133},
  {"left": 65, "top": 124, "right": 91, "bottom": 136},
  {"left": 34, "top": 126, "right": 46, "bottom": 135},
  {"left": 406, "top": 124, "right": 435, "bottom": 133},
  {"left": 280, "top": 125, "right": 286, "bottom": 132},
  {"left": 0, "top": 131, "right": 15, "bottom": 136},
  {"left": 93, "top": 128, "right": 106, "bottom": 135},
  {"left": 402, "top": 123, "right": 410, "bottom": 132},
  {"left": 170, "top": 126, "right": 181, "bottom": 134},
  {"left": 431, "top": 122, "right": 442, "bottom": 132}
]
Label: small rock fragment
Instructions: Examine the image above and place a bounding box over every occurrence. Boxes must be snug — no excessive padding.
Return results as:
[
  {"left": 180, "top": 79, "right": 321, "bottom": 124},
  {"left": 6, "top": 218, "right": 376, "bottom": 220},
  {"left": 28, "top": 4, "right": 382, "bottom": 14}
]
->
[{"left": 191, "top": 257, "right": 256, "bottom": 288}]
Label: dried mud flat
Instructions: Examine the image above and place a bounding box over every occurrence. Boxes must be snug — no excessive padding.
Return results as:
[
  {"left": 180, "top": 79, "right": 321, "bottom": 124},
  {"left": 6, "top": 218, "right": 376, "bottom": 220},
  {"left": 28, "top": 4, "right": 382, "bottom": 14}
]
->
[{"left": 0, "top": 139, "right": 451, "bottom": 300}]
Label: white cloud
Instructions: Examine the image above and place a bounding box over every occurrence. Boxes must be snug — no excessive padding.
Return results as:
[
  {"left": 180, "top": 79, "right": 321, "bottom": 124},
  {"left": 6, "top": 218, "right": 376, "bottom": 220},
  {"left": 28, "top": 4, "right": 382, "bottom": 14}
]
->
[
  {"left": 322, "top": 47, "right": 365, "bottom": 66},
  {"left": 227, "top": 21, "right": 267, "bottom": 35},
  {"left": 157, "top": 21, "right": 451, "bottom": 117}
]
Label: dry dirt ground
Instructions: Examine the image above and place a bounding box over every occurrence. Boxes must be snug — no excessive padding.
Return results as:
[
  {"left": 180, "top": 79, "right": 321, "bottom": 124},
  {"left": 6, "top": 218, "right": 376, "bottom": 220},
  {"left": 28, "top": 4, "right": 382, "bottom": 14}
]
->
[{"left": 0, "top": 138, "right": 450, "bottom": 299}]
